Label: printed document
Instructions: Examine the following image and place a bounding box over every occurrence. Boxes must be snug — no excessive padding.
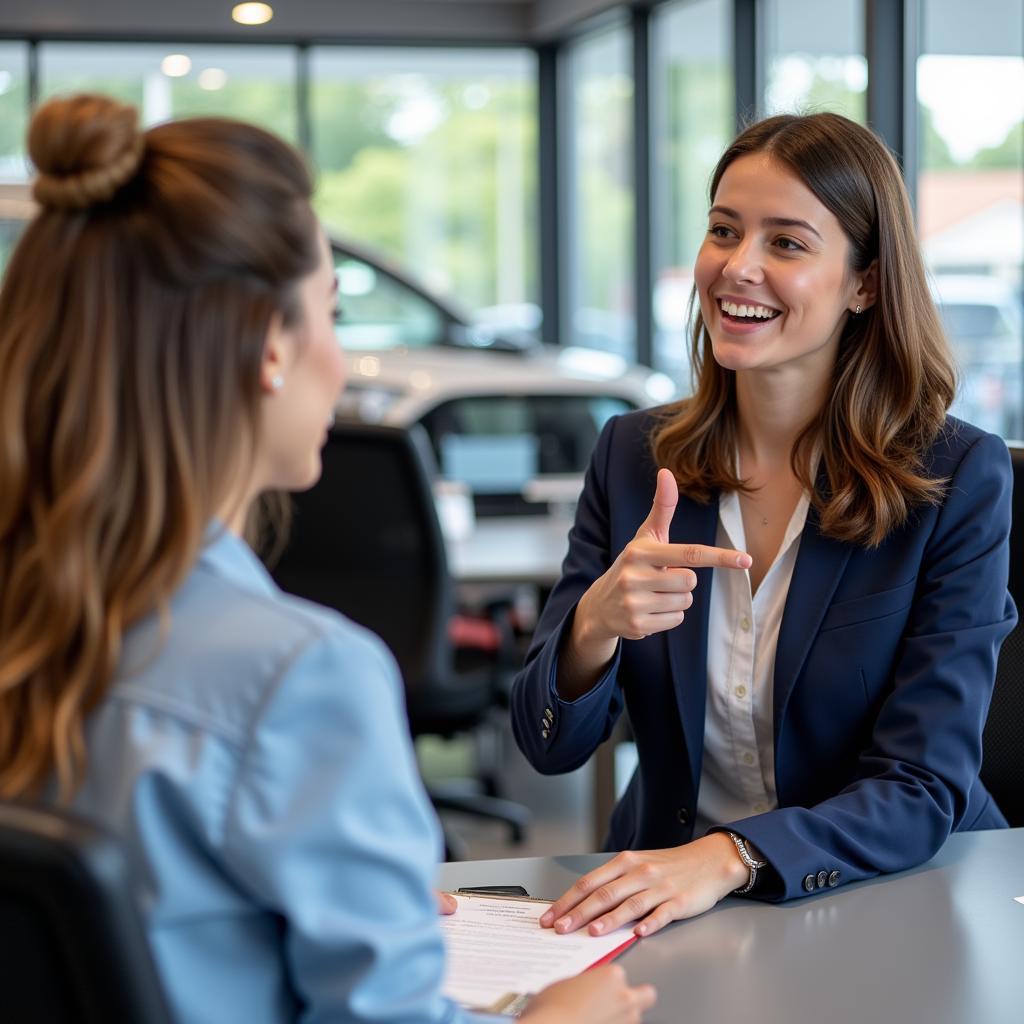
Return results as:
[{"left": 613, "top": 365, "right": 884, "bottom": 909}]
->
[{"left": 439, "top": 893, "right": 637, "bottom": 1015}]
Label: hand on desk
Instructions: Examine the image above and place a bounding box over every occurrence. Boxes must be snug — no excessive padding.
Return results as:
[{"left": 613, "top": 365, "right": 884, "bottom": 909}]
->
[
  {"left": 540, "top": 833, "right": 749, "bottom": 938},
  {"left": 521, "top": 965, "right": 656, "bottom": 1024}
]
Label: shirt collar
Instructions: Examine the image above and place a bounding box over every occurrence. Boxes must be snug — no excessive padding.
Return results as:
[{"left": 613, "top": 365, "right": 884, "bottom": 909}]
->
[{"left": 197, "top": 521, "right": 279, "bottom": 599}]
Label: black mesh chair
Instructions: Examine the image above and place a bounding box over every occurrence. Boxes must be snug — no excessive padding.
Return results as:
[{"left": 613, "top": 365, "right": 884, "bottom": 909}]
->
[
  {"left": 271, "top": 421, "right": 530, "bottom": 852},
  {"left": 0, "top": 801, "right": 173, "bottom": 1024},
  {"left": 980, "top": 443, "right": 1024, "bottom": 827}
]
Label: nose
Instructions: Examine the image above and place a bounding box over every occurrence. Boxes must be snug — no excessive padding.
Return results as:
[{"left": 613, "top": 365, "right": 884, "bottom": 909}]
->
[{"left": 722, "top": 237, "right": 765, "bottom": 285}]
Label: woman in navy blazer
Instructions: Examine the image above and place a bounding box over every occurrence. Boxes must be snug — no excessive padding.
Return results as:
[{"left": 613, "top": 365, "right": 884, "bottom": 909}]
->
[{"left": 511, "top": 113, "right": 1016, "bottom": 940}]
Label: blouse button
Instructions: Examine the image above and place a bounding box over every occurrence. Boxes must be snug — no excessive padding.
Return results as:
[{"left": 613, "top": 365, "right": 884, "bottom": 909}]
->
[
  {"left": 740, "top": 616, "right": 751, "bottom": 632},
  {"left": 742, "top": 752, "right": 755, "bottom": 766},
  {"left": 735, "top": 685, "right": 747, "bottom": 698}
]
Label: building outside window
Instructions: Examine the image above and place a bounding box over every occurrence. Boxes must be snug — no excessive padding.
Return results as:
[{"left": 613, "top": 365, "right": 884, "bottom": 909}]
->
[{"left": 917, "top": 0, "right": 1024, "bottom": 440}]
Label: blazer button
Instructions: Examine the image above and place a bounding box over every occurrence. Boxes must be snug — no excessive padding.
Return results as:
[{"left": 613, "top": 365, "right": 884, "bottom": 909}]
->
[
  {"left": 803, "top": 874, "right": 816, "bottom": 893},
  {"left": 816, "top": 870, "right": 828, "bottom": 889},
  {"left": 544, "top": 707, "right": 554, "bottom": 721},
  {"left": 541, "top": 728, "right": 549, "bottom": 739},
  {"left": 828, "top": 870, "right": 841, "bottom": 888},
  {"left": 676, "top": 807, "right": 689, "bottom": 825}
]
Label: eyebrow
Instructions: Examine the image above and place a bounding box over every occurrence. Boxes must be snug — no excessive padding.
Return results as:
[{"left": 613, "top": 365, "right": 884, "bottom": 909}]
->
[{"left": 709, "top": 205, "right": 823, "bottom": 241}]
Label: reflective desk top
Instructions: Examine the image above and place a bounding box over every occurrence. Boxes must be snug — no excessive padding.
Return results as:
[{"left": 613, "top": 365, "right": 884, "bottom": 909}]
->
[{"left": 439, "top": 828, "right": 1024, "bottom": 1024}]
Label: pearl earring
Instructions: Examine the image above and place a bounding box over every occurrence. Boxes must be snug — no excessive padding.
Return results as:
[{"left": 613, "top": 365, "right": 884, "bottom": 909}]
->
[{"left": 271, "top": 375, "right": 284, "bottom": 390}]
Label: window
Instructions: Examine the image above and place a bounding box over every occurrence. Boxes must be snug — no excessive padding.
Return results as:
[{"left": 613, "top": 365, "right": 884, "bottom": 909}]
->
[
  {"left": 309, "top": 47, "right": 538, "bottom": 330},
  {"left": 650, "top": 0, "right": 733, "bottom": 386},
  {"left": 38, "top": 43, "right": 299, "bottom": 141},
  {"left": 917, "top": 0, "right": 1024, "bottom": 439},
  {"left": 0, "top": 43, "right": 29, "bottom": 184},
  {"left": 562, "top": 24, "right": 635, "bottom": 361},
  {"left": 763, "top": 0, "right": 867, "bottom": 122}
]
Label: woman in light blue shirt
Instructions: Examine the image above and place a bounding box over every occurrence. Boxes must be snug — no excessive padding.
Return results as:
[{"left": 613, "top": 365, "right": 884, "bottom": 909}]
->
[{"left": 0, "top": 94, "right": 655, "bottom": 1024}]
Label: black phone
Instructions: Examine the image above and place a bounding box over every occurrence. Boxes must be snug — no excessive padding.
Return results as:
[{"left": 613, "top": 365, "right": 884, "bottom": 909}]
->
[{"left": 455, "top": 884, "right": 531, "bottom": 897}]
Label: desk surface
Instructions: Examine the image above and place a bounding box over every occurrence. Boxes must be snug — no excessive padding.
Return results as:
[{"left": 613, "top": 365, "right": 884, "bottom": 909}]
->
[
  {"left": 440, "top": 829, "right": 1024, "bottom": 1024},
  {"left": 447, "top": 514, "right": 573, "bottom": 585}
]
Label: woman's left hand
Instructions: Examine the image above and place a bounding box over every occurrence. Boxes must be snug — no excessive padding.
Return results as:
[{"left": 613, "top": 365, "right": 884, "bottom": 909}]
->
[{"left": 539, "top": 833, "right": 749, "bottom": 938}]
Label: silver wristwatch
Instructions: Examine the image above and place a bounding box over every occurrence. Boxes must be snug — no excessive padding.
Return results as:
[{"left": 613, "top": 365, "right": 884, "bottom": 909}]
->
[{"left": 726, "top": 831, "right": 767, "bottom": 894}]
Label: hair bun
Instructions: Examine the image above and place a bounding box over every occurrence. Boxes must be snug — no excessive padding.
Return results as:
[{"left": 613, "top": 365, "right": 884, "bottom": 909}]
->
[{"left": 30, "top": 94, "right": 145, "bottom": 211}]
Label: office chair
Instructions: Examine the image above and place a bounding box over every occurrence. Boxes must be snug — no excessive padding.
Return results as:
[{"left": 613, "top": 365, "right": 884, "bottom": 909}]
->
[
  {"left": 980, "top": 443, "right": 1024, "bottom": 827},
  {"left": 0, "top": 801, "right": 173, "bottom": 1024},
  {"left": 271, "top": 421, "right": 530, "bottom": 852}
]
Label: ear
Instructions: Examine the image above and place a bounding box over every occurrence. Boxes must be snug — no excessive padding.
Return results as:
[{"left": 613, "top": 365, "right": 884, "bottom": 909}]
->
[
  {"left": 851, "top": 258, "right": 879, "bottom": 313},
  {"left": 260, "top": 311, "right": 292, "bottom": 395}
]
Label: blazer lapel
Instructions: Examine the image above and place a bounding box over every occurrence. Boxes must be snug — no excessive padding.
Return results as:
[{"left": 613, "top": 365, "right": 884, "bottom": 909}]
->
[
  {"left": 666, "top": 494, "right": 720, "bottom": 788},
  {"left": 773, "top": 502, "right": 852, "bottom": 737}
]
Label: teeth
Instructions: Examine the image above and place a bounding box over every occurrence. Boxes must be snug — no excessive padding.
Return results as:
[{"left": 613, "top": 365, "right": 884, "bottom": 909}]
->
[{"left": 719, "top": 299, "right": 778, "bottom": 319}]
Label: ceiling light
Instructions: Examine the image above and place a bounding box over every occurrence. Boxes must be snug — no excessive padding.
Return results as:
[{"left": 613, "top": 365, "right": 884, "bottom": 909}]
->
[
  {"left": 232, "top": 2, "right": 273, "bottom": 25},
  {"left": 161, "top": 54, "right": 192, "bottom": 78},
  {"left": 198, "top": 68, "right": 228, "bottom": 90}
]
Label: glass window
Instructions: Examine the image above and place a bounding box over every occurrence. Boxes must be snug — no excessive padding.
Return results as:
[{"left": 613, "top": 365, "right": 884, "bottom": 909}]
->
[
  {"left": 763, "top": 0, "right": 867, "bottom": 122},
  {"left": 917, "top": 0, "right": 1024, "bottom": 439},
  {"left": 0, "top": 43, "right": 29, "bottom": 183},
  {"left": 562, "top": 24, "right": 635, "bottom": 361},
  {"left": 38, "top": 43, "right": 299, "bottom": 141},
  {"left": 0, "top": 185, "right": 33, "bottom": 278},
  {"left": 309, "top": 47, "right": 538, "bottom": 331},
  {"left": 651, "top": 0, "right": 733, "bottom": 387}
]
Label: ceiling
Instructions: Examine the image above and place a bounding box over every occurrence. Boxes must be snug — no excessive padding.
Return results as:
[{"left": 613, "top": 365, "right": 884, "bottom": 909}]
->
[{"left": 0, "top": 0, "right": 645, "bottom": 44}]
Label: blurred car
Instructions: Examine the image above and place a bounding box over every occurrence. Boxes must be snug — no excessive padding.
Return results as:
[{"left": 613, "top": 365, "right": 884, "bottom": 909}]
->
[
  {"left": 0, "top": 185, "right": 676, "bottom": 516},
  {"left": 331, "top": 241, "right": 677, "bottom": 516},
  {"left": 932, "top": 274, "right": 1023, "bottom": 440}
]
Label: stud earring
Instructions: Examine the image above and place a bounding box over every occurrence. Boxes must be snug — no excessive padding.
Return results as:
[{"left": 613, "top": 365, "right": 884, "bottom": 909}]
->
[
  {"left": 271, "top": 375, "right": 284, "bottom": 390},
  {"left": 854, "top": 304, "right": 862, "bottom": 315}
]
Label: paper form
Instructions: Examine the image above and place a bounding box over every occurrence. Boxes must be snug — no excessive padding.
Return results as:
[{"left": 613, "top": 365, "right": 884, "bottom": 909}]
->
[{"left": 439, "top": 893, "right": 637, "bottom": 1015}]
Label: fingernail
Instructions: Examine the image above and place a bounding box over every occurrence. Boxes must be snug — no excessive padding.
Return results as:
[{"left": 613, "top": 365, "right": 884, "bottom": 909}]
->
[
  {"left": 591, "top": 920, "right": 604, "bottom": 934},
  {"left": 555, "top": 916, "right": 571, "bottom": 932},
  {"left": 737, "top": 554, "right": 752, "bottom": 568},
  {"left": 636, "top": 924, "right": 648, "bottom": 937},
  {"left": 540, "top": 911, "right": 553, "bottom": 926}
]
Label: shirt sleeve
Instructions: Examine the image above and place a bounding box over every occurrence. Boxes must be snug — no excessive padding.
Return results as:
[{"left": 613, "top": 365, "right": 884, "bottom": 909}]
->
[{"left": 220, "top": 618, "right": 494, "bottom": 1023}]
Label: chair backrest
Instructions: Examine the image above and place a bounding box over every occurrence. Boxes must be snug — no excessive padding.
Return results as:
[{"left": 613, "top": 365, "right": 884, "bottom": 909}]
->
[
  {"left": 271, "top": 421, "right": 453, "bottom": 693},
  {"left": 981, "top": 443, "right": 1024, "bottom": 826},
  {"left": 0, "top": 801, "right": 173, "bottom": 1024}
]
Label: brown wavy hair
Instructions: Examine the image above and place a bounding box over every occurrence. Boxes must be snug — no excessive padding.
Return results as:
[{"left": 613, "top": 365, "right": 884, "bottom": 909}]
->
[
  {"left": 652, "top": 112, "right": 956, "bottom": 547},
  {"left": 0, "top": 95, "right": 319, "bottom": 800}
]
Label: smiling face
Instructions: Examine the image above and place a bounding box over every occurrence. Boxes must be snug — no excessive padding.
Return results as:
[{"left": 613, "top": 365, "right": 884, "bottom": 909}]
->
[{"left": 694, "top": 152, "right": 870, "bottom": 380}]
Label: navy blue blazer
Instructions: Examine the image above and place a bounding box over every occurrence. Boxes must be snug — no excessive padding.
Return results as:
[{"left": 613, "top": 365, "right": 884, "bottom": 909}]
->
[{"left": 510, "top": 409, "right": 1016, "bottom": 901}]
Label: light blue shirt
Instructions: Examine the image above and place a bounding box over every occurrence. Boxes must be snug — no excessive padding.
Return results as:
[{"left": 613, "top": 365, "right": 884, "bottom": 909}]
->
[{"left": 60, "top": 526, "right": 496, "bottom": 1024}]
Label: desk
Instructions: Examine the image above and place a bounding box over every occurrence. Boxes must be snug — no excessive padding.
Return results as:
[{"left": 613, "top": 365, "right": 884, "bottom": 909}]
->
[
  {"left": 440, "top": 829, "right": 1024, "bottom": 1024},
  {"left": 448, "top": 514, "right": 574, "bottom": 586}
]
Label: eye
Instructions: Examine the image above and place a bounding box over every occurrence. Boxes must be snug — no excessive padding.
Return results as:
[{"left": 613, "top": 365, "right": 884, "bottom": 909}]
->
[
  {"left": 774, "top": 236, "right": 805, "bottom": 252},
  {"left": 708, "top": 224, "right": 735, "bottom": 240}
]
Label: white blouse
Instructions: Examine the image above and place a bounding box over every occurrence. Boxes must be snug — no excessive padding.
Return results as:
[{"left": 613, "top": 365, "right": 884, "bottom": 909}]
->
[{"left": 693, "top": 485, "right": 811, "bottom": 838}]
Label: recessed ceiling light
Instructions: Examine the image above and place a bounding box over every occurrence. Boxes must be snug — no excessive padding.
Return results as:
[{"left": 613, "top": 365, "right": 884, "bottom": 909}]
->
[
  {"left": 199, "top": 68, "right": 228, "bottom": 90},
  {"left": 232, "top": 2, "right": 273, "bottom": 25},
  {"left": 161, "top": 54, "right": 192, "bottom": 78}
]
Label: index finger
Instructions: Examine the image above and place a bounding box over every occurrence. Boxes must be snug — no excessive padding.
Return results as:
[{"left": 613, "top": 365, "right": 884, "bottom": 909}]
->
[
  {"left": 538, "top": 854, "right": 634, "bottom": 930},
  {"left": 648, "top": 542, "right": 752, "bottom": 570}
]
